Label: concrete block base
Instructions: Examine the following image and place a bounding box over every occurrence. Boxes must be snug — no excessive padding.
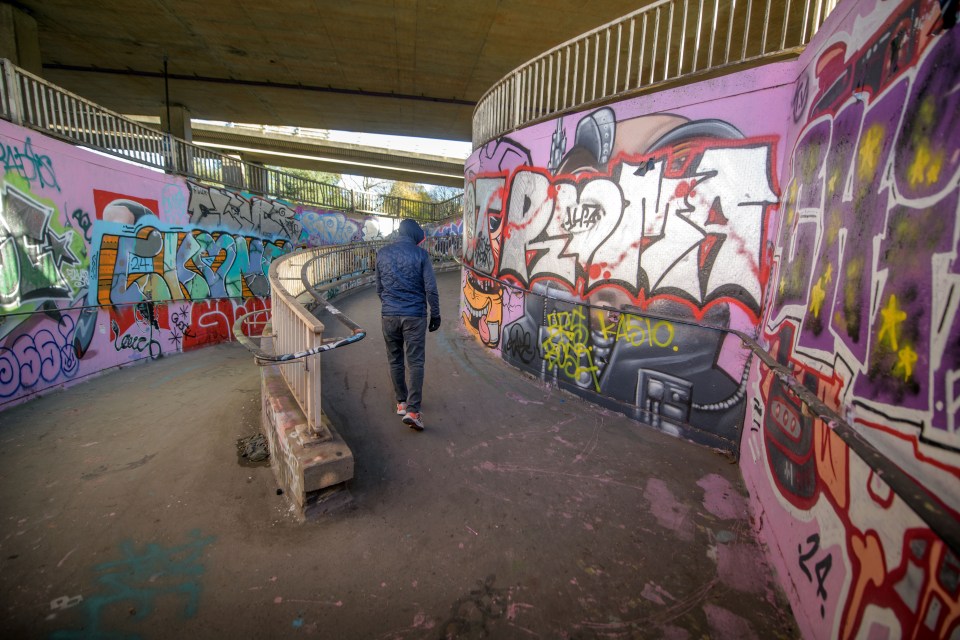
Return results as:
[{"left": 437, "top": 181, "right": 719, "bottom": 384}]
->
[{"left": 260, "top": 361, "right": 354, "bottom": 521}]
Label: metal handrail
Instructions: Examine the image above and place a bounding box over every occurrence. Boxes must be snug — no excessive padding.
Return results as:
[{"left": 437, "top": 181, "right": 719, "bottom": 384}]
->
[
  {"left": 243, "top": 236, "right": 462, "bottom": 362},
  {"left": 0, "top": 58, "right": 462, "bottom": 224},
  {"left": 472, "top": 0, "right": 839, "bottom": 147}
]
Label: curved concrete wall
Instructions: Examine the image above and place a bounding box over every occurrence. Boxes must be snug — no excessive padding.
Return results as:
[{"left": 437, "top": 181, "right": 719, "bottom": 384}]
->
[
  {"left": 461, "top": 0, "right": 959, "bottom": 637},
  {"left": 0, "top": 118, "right": 384, "bottom": 409}
]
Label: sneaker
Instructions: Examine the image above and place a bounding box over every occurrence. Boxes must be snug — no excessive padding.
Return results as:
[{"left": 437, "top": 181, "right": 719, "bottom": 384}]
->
[
  {"left": 402, "top": 411, "right": 424, "bottom": 431},
  {"left": 396, "top": 402, "right": 407, "bottom": 415}
]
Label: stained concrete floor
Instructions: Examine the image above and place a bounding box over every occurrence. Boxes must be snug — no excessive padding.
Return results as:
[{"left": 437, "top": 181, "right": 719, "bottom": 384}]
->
[{"left": 0, "top": 269, "right": 798, "bottom": 639}]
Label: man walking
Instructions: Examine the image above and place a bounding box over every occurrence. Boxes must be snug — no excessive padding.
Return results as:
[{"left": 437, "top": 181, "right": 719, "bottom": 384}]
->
[{"left": 376, "top": 218, "right": 441, "bottom": 431}]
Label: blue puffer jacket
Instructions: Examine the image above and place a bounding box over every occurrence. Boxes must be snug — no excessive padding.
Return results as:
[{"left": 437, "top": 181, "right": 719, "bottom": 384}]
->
[{"left": 376, "top": 219, "right": 440, "bottom": 318}]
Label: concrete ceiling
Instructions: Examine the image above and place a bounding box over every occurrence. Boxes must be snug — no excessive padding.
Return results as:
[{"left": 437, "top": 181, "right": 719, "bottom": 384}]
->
[{"left": 18, "top": 0, "right": 649, "bottom": 142}]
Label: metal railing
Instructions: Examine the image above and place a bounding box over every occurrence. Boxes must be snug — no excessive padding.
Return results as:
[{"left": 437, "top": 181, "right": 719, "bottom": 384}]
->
[
  {"left": 236, "top": 235, "right": 462, "bottom": 438},
  {"left": 0, "top": 59, "right": 462, "bottom": 224},
  {"left": 473, "top": 0, "right": 839, "bottom": 146}
]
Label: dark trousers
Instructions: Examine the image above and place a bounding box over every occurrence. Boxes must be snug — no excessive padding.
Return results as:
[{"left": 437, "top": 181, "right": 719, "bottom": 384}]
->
[{"left": 382, "top": 316, "right": 427, "bottom": 413}]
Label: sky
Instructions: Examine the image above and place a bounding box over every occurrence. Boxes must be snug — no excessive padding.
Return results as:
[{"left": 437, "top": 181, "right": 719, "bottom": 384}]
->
[{"left": 325, "top": 130, "right": 472, "bottom": 160}]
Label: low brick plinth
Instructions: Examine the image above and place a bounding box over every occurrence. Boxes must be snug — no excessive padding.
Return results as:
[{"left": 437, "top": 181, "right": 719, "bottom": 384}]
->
[{"left": 260, "top": 360, "right": 353, "bottom": 520}]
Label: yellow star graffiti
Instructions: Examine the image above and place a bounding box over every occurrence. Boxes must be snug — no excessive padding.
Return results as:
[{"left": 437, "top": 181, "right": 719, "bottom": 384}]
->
[
  {"left": 810, "top": 278, "right": 826, "bottom": 318},
  {"left": 858, "top": 124, "right": 885, "bottom": 181},
  {"left": 877, "top": 294, "right": 907, "bottom": 351},
  {"left": 893, "top": 345, "right": 918, "bottom": 381},
  {"left": 779, "top": 276, "right": 787, "bottom": 295},
  {"left": 824, "top": 263, "right": 833, "bottom": 285},
  {"left": 908, "top": 142, "right": 945, "bottom": 188},
  {"left": 828, "top": 170, "right": 840, "bottom": 194}
]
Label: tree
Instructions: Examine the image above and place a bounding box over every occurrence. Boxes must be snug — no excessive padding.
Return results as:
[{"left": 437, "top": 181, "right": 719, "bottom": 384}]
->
[{"left": 427, "top": 185, "right": 462, "bottom": 203}]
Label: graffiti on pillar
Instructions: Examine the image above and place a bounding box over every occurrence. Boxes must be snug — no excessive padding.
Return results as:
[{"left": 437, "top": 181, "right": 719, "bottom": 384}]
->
[
  {"left": 465, "top": 111, "right": 777, "bottom": 322},
  {"left": 462, "top": 271, "right": 521, "bottom": 349},
  {"left": 744, "top": 1, "right": 960, "bottom": 638},
  {"left": 499, "top": 280, "right": 752, "bottom": 449},
  {"left": 464, "top": 109, "right": 772, "bottom": 449}
]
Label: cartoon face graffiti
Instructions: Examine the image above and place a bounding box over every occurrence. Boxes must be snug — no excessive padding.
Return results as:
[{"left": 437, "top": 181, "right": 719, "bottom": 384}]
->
[{"left": 462, "top": 272, "right": 504, "bottom": 347}]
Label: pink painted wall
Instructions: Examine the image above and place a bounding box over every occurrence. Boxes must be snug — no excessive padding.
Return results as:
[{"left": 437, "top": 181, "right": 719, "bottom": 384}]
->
[
  {"left": 742, "top": 0, "right": 960, "bottom": 638},
  {"left": 462, "top": 0, "right": 960, "bottom": 636},
  {"left": 0, "top": 118, "right": 381, "bottom": 409}
]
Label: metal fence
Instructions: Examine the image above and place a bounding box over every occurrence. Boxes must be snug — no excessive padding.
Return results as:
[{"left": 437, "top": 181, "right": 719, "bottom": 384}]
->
[
  {"left": 0, "top": 59, "right": 461, "bottom": 224},
  {"left": 473, "top": 0, "right": 839, "bottom": 146}
]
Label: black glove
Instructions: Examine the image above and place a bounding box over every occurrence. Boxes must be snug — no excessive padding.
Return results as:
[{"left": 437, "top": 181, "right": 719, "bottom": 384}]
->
[{"left": 428, "top": 315, "right": 441, "bottom": 332}]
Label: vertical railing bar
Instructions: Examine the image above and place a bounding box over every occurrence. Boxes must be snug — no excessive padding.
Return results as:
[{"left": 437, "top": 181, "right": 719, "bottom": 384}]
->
[
  {"left": 46, "top": 86, "right": 57, "bottom": 132},
  {"left": 531, "top": 61, "right": 537, "bottom": 119},
  {"left": 572, "top": 41, "right": 580, "bottom": 105},
  {"left": 603, "top": 27, "right": 612, "bottom": 97},
  {"left": 43, "top": 84, "right": 53, "bottom": 130},
  {"left": 520, "top": 67, "right": 527, "bottom": 124},
  {"left": 613, "top": 24, "right": 622, "bottom": 94},
  {"left": 781, "top": 0, "right": 793, "bottom": 48},
  {"left": 650, "top": 8, "right": 661, "bottom": 84},
  {"left": 592, "top": 33, "right": 599, "bottom": 101},
  {"left": 724, "top": 0, "right": 738, "bottom": 63},
  {"left": 563, "top": 45, "right": 570, "bottom": 110},
  {"left": 78, "top": 98, "right": 88, "bottom": 148},
  {"left": 812, "top": 0, "right": 824, "bottom": 34},
  {"left": 516, "top": 72, "right": 524, "bottom": 129},
  {"left": 709, "top": 0, "right": 719, "bottom": 67},
  {"left": 761, "top": 0, "right": 772, "bottom": 54},
  {"left": 625, "top": 19, "right": 635, "bottom": 92},
  {"left": 546, "top": 53, "right": 553, "bottom": 115},
  {"left": 128, "top": 119, "right": 137, "bottom": 162},
  {"left": 556, "top": 50, "right": 563, "bottom": 112},
  {"left": 638, "top": 14, "right": 648, "bottom": 88},
  {"left": 60, "top": 91, "right": 71, "bottom": 138},
  {"left": 23, "top": 78, "right": 35, "bottom": 126},
  {"left": 664, "top": 1, "right": 675, "bottom": 81},
  {"left": 693, "top": 0, "right": 705, "bottom": 72},
  {"left": 37, "top": 84, "right": 50, "bottom": 130},
  {"left": 800, "top": 0, "right": 812, "bottom": 44},
  {"left": 539, "top": 59, "right": 546, "bottom": 117},
  {"left": 679, "top": 0, "right": 689, "bottom": 74},
  {"left": 742, "top": 0, "right": 754, "bottom": 60},
  {"left": 581, "top": 39, "right": 589, "bottom": 103},
  {"left": 20, "top": 76, "right": 34, "bottom": 125}
]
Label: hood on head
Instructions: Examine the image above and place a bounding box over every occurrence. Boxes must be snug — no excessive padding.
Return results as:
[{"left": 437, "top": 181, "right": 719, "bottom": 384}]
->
[{"left": 399, "top": 218, "right": 425, "bottom": 245}]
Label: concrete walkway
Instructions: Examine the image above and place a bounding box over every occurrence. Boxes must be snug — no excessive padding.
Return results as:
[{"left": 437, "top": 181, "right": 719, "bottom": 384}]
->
[{"left": 0, "top": 270, "right": 798, "bottom": 639}]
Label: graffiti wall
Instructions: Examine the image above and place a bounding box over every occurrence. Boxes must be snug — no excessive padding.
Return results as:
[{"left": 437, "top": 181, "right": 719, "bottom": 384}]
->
[
  {"left": 462, "top": 63, "right": 793, "bottom": 451},
  {"left": 740, "top": 0, "right": 960, "bottom": 637},
  {"left": 0, "top": 119, "right": 379, "bottom": 409},
  {"left": 463, "top": 0, "right": 959, "bottom": 636}
]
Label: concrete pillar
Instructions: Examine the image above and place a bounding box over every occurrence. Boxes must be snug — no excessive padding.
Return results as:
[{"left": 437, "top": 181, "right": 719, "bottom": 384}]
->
[
  {"left": 160, "top": 104, "right": 192, "bottom": 175},
  {"left": 0, "top": 3, "right": 42, "bottom": 75},
  {"left": 160, "top": 104, "right": 192, "bottom": 142}
]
